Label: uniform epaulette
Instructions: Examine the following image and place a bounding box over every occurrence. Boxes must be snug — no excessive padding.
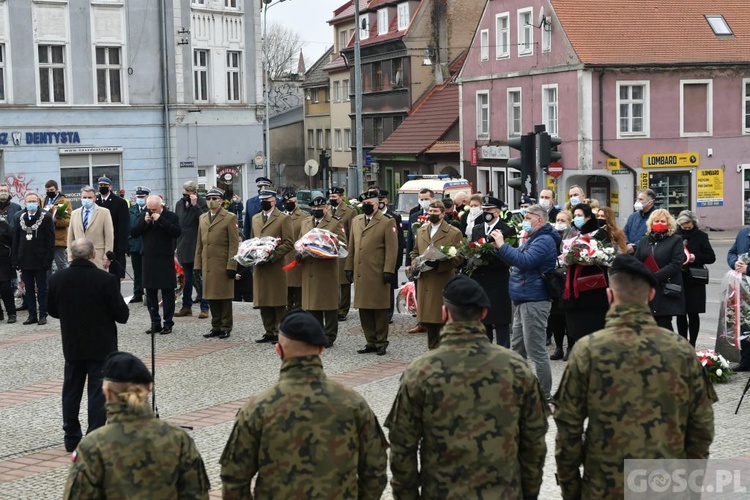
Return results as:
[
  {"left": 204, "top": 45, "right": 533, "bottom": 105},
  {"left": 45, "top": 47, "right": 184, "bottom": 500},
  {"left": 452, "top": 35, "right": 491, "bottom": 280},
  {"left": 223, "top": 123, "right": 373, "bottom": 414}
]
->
[
  {"left": 382, "top": 213, "right": 393, "bottom": 219},
  {"left": 333, "top": 215, "right": 342, "bottom": 220}
]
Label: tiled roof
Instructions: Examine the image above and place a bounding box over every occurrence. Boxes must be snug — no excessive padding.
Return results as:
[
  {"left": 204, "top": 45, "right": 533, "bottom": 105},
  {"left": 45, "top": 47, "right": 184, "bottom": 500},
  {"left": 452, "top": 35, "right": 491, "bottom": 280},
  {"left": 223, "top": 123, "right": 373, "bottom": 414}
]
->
[
  {"left": 346, "top": 0, "right": 418, "bottom": 49},
  {"left": 371, "top": 84, "right": 458, "bottom": 155},
  {"left": 425, "top": 141, "right": 460, "bottom": 154},
  {"left": 553, "top": 0, "right": 750, "bottom": 65},
  {"left": 328, "top": 0, "right": 369, "bottom": 25},
  {"left": 323, "top": 54, "right": 348, "bottom": 72},
  {"left": 302, "top": 47, "right": 335, "bottom": 88}
]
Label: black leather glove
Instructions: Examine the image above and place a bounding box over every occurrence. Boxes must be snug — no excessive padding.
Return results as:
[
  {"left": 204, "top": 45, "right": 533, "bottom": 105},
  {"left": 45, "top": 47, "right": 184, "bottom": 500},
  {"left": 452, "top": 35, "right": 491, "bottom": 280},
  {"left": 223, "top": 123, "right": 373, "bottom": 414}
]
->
[
  {"left": 295, "top": 253, "right": 304, "bottom": 261},
  {"left": 345, "top": 270, "right": 354, "bottom": 283},
  {"left": 425, "top": 260, "right": 440, "bottom": 267},
  {"left": 226, "top": 269, "right": 237, "bottom": 279},
  {"left": 383, "top": 272, "right": 395, "bottom": 284}
]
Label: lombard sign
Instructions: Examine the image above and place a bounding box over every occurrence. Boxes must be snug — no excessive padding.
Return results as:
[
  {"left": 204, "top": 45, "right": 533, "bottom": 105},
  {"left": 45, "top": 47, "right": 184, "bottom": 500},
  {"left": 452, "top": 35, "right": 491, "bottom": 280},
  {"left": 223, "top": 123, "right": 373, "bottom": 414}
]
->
[
  {"left": 0, "top": 131, "right": 82, "bottom": 146},
  {"left": 642, "top": 152, "right": 699, "bottom": 168},
  {"left": 479, "top": 145, "right": 510, "bottom": 160}
]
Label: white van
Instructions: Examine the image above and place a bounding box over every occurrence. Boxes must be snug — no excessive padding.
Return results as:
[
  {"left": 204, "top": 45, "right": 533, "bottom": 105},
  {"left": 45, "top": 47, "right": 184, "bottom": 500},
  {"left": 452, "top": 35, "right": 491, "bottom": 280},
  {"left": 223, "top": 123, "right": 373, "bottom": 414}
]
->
[{"left": 395, "top": 174, "right": 472, "bottom": 227}]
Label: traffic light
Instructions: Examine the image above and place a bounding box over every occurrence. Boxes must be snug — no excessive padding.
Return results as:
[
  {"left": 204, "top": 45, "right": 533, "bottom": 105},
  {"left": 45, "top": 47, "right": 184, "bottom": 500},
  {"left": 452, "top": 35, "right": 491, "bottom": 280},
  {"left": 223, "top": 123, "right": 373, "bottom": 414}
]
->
[
  {"left": 507, "top": 133, "right": 536, "bottom": 195},
  {"left": 538, "top": 132, "right": 562, "bottom": 168}
]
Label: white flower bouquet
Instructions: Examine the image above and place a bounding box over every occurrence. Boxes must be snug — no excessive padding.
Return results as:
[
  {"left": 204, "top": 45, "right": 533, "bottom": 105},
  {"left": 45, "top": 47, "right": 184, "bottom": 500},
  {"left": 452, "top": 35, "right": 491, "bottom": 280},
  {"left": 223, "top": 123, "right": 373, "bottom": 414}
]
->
[
  {"left": 696, "top": 349, "right": 733, "bottom": 384},
  {"left": 409, "top": 244, "right": 457, "bottom": 280},
  {"left": 234, "top": 236, "right": 280, "bottom": 267}
]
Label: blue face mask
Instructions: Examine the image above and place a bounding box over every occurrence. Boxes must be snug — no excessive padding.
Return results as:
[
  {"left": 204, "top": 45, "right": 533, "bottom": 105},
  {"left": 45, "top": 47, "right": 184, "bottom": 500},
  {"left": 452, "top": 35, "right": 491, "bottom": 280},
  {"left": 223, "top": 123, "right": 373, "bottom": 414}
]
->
[
  {"left": 81, "top": 199, "right": 94, "bottom": 209},
  {"left": 136, "top": 197, "right": 146, "bottom": 206},
  {"left": 26, "top": 203, "right": 38, "bottom": 212},
  {"left": 521, "top": 220, "right": 533, "bottom": 233},
  {"left": 573, "top": 216, "right": 585, "bottom": 229},
  {"left": 520, "top": 208, "right": 528, "bottom": 216},
  {"left": 570, "top": 196, "right": 581, "bottom": 206}
]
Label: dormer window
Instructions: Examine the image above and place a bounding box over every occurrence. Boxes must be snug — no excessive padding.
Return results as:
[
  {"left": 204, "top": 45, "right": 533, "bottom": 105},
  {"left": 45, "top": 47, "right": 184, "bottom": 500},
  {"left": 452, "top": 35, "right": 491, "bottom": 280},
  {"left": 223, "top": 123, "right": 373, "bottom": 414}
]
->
[
  {"left": 360, "top": 15, "right": 370, "bottom": 40},
  {"left": 378, "top": 9, "right": 388, "bottom": 35},
  {"left": 705, "top": 15, "right": 733, "bottom": 36},
  {"left": 397, "top": 3, "right": 410, "bottom": 31}
]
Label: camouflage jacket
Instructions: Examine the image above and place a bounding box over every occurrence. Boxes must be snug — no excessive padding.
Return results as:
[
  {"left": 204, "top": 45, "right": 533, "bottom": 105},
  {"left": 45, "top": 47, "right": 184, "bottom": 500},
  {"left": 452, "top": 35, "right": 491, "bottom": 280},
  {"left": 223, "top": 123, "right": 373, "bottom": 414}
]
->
[
  {"left": 220, "top": 355, "right": 388, "bottom": 499},
  {"left": 384, "top": 321, "right": 549, "bottom": 499},
  {"left": 63, "top": 403, "right": 210, "bottom": 500},
  {"left": 553, "top": 302, "right": 717, "bottom": 499}
]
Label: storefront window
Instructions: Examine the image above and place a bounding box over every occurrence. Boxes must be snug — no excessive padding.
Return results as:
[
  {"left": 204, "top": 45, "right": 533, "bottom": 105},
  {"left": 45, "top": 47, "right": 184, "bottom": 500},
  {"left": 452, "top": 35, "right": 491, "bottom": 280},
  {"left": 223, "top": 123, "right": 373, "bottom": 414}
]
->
[
  {"left": 60, "top": 153, "right": 122, "bottom": 207},
  {"left": 648, "top": 172, "right": 691, "bottom": 218},
  {"left": 214, "top": 164, "right": 243, "bottom": 203}
]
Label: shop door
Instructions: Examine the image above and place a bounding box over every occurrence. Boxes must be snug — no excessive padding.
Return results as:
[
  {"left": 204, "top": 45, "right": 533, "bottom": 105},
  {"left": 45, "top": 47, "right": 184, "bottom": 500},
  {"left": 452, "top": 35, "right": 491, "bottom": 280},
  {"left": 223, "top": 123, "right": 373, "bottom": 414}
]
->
[
  {"left": 648, "top": 171, "right": 691, "bottom": 218},
  {"left": 216, "top": 165, "right": 243, "bottom": 201}
]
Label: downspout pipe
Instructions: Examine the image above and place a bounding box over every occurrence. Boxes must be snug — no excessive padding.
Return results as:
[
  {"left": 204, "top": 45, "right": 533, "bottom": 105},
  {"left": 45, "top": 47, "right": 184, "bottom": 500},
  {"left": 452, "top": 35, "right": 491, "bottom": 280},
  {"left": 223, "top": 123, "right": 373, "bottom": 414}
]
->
[
  {"left": 598, "top": 71, "right": 637, "bottom": 195},
  {"left": 159, "top": 0, "right": 172, "bottom": 204}
]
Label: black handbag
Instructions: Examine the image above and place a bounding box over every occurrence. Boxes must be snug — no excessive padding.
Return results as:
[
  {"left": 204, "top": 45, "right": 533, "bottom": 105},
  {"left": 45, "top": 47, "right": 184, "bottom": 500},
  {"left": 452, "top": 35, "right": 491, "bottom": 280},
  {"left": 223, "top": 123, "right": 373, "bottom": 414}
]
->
[
  {"left": 663, "top": 281, "right": 683, "bottom": 298},
  {"left": 542, "top": 267, "right": 566, "bottom": 300},
  {"left": 687, "top": 266, "right": 709, "bottom": 283}
]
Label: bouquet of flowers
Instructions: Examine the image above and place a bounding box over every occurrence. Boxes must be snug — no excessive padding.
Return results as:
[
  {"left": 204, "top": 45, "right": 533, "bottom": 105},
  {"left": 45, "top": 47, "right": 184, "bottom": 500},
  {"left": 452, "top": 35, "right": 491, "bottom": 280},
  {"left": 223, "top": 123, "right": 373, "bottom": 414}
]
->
[
  {"left": 234, "top": 236, "right": 280, "bottom": 267},
  {"left": 409, "top": 243, "right": 457, "bottom": 280},
  {"left": 283, "top": 228, "right": 347, "bottom": 271},
  {"left": 50, "top": 200, "right": 70, "bottom": 219},
  {"left": 458, "top": 237, "right": 497, "bottom": 276},
  {"left": 695, "top": 349, "right": 733, "bottom": 383},
  {"left": 560, "top": 234, "right": 615, "bottom": 267},
  {"left": 719, "top": 253, "right": 750, "bottom": 349},
  {"left": 410, "top": 214, "right": 429, "bottom": 233}
]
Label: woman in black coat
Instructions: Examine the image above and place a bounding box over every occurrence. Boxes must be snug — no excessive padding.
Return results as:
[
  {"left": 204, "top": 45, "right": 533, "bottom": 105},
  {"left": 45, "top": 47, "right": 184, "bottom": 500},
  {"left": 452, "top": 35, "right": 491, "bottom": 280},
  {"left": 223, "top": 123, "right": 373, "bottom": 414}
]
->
[
  {"left": 634, "top": 209, "right": 685, "bottom": 330},
  {"left": 561, "top": 204, "right": 611, "bottom": 350},
  {"left": 0, "top": 219, "right": 16, "bottom": 322},
  {"left": 675, "top": 210, "right": 716, "bottom": 345}
]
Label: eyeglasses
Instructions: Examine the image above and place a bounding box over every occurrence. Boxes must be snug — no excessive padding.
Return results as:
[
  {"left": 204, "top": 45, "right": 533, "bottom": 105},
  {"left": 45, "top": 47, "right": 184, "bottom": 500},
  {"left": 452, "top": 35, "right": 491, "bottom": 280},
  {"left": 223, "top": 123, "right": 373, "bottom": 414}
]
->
[{"left": 206, "top": 197, "right": 221, "bottom": 201}]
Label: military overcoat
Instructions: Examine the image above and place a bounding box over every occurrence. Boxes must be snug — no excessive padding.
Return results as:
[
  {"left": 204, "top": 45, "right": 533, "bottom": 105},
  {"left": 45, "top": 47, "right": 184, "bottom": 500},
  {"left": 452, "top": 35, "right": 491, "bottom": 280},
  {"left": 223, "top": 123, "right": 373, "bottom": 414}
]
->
[
  {"left": 251, "top": 208, "right": 294, "bottom": 307},
  {"left": 282, "top": 206, "right": 310, "bottom": 288},
  {"left": 300, "top": 214, "right": 345, "bottom": 311},
  {"left": 194, "top": 207, "right": 239, "bottom": 300}
]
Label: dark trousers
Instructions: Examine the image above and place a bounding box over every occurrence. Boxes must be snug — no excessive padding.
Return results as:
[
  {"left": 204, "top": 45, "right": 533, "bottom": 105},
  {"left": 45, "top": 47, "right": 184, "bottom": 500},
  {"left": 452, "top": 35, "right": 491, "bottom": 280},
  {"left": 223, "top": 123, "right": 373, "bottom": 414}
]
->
[
  {"left": 739, "top": 334, "right": 750, "bottom": 368},
  {"left": 359, "top": 308, "right": 389, "bottom": 348},
  {"left": 131, "top": 252, "right": 143, "bottom": 299},
  {"left": 181, "top": 262, "right": 209, "bottom": 310},
  {"left": 654, "top": 315, "right": 674, "bottom": 331},
  {"left": 676, "top": 313, "right": 700, "bottom": 346},
  {"left": 21, "top": 269, "right": 47, "bottom": 318},
  {"left": 108, "top": 250, "right": 126, "bottom": 281},
  {"left": 62, "top": 359, "right": 106, "bottom": 447},
  {"left": 565, "top": 307, "right": 607, "bottom": 350},
  {"left": 146, "top": 288, "right": 176, "bottom": 328},
  {"left": 484, "top": 323, "right": 510, "bottom": 348},
  {"left": 287, "top": 287, "right": 302, "bottom": 311},
  {"left": 549, "top": 312, "right": 569, "bottom": 351},
  {"left": 338, "top": 284, "right": 351, "bottom": 317},
  {"left": 388, "top": 281, "right": 396, "bottom": 321},
  {"left": 208, "top": 299, "right": 233, "bottom": 332},
  {"left": 310, "top": 310, "right": 338, "bottom": 343},
  {"left": 260, "top": 306, "right": 285, "bottom": 337},
  {"left": 0, "top": 280, "right": 15, "bottom": 316},
  {"left": 426, "top": 322, "right": 443, "bottom": 350}
]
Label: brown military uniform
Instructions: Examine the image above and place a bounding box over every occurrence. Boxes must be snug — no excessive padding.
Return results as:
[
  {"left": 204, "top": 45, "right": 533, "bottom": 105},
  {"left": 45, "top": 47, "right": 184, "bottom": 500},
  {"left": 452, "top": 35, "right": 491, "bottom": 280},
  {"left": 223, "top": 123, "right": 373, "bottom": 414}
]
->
[
  {"left": 345, "top": 209, "right": 398, "bottom": 349},
  {"left": 554, "top": 302, "right": 717, "bottom": 499},
  {"left": 332, "top": 202, "right": 356, "bottom": 317},
  {"left": 283, "top": 206, "right": 309, "bottom": 309}
]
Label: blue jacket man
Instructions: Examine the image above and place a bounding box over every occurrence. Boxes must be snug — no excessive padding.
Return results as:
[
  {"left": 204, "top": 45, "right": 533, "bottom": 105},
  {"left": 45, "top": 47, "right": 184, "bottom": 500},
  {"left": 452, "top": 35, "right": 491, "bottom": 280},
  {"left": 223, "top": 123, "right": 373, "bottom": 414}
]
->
[
  {"left": 623, "top": 189, "right": 657, "bottom": 251},
  {"left": 242, "top": 177, "right": 283, "bottom": 240},
  {"left": 727, "top": 227, "right": 750, "bottom": 371},
  {"left": 491, "top": 205, "right": 560, "bottom": 399}
]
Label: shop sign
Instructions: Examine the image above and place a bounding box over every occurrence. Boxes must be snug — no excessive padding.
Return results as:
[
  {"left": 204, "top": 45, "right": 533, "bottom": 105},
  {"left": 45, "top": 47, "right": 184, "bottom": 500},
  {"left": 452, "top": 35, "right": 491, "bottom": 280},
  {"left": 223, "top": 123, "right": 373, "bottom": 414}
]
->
[
  {"left": 180, "top": 161, "right": 194, "bottom": 168},
  {"left": 606, "top": 158, "right": 620, "bottom": 170},
  {"left": 640, "top": 172, "right": 649, "bottom": 189},
  {"left": 1, "top": 131, "right": 82, "bottom": 146},
  {"left": 479, "top": 145, "right": 509, "bottom": 160},
  {"left": 696, "top": 169, "right": 724, "bottom": 207},
  {"left": 217, "top": 166, "right": 240, "bottom": 184},
  {"left": 610, "top": 168, "right": 629, "bottom": 175},
  {"left": 470, "top": 148, "right": 478, "bottom": 166},
  {"left": 59, "top": 146, "right": 122, "bottom": 154},
  {"left": 610, "top": 192, "right": 619, "bottom": 215},
  {"left": 642, "top": 152, "right": 699, "bottom": 168}
]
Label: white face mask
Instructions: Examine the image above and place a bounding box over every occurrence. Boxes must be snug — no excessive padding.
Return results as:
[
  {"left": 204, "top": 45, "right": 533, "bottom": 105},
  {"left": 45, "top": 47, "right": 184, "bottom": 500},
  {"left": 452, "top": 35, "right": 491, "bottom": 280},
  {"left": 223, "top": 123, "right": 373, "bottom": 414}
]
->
[
  {"left": 539, "top": 199, "right": 551, "bottom": 209},
  {"left": 469, "top": 206, "right": 482, "bottom": 218},
  {"left": 554, "top": 222, "right": 569, "bottom": 231},
  {"left": 634, "top": 202, "right": 644, "bottom": 212},
  {"left": 418, "top": 199, "right": 431, "bottom": 210}
]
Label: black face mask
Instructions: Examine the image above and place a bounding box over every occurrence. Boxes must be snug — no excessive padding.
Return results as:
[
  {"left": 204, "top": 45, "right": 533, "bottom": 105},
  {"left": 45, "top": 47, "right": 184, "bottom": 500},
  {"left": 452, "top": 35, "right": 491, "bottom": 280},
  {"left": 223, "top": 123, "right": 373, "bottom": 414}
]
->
[
  {"left": 312, "top": 209, "right": 324, "bottom": 219},
  {"left": 46, "top": 191, "right": 57, "bottom": 199},
  {"left": 362, "top": 204, "right": 375, "bottom": 216},
  {"left": 99, "top": 186, "right": 110, "bottom": 195},
  {"left": 284, "top": 202, "right": 296, "bottom": 212},
  {"left": 261, "top": 200, "right": 272, "bottom": 211},
  {"left": 597, "top": 219, "right": 607, "bottom": 228},
  {"left": 428, "top": 214, "right": 441, "bottom": 224},
  {"left": 183, "top": 194, "right": 190, "bottom": 201},
  {"left": 456, "top": 204, "right": 465, "bottom": 212},
  {"left": 483, "top": 212, "right": 495, "bottom": 223},
  {"left": 329, "top": 198, "right": 339, "bottom": 207}
]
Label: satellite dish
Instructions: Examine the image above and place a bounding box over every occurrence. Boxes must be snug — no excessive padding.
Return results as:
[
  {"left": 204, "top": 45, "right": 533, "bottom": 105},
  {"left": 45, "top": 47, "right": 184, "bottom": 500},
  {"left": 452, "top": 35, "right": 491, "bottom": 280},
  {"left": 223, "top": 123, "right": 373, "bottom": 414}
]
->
[{"left": 304, "top": 159, "right": 319, "bottom": 177}]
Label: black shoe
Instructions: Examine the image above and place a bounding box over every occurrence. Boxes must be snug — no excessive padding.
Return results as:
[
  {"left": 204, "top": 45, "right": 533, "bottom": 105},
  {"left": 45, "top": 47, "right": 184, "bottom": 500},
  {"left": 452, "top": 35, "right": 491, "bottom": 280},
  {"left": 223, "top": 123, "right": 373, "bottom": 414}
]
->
[
  {"left": 38, "top": 316, "right": 47, "bottom": 326},
  {"left": 23, "top": 317, "right": 38, "bottom": 325},
  {"left": 338, "top": 316, "right": 347, "bottom": 322},
  {"left": 550, "top": 347, "right": 564, "bottom": 361},
  {"left": 145, "top": 325, "right": 162, "bottom": 334},
  {"left": 64, "top": 438, "right": 80, "bottom": 453},
  {"left": 255, "top": 335, "right": 278, "bottom": 343},
  {"left": 7, "top": 315, "right": 16, "bottom": 324},
  {"left": 563, "top": 351, "right": 570, "bottom": 362},
  {"left": 130, "top": 296, "right": 143, "bottom": 303},
  {"left": 376, "top": 347, "right": 387, "bottom": 356},
  {"left": 217, "top": 331, "right": 231, "bottom": 339},
  {"left": 357, "top": 346, "right": 377, "bottom": 354},
  {"left": 17, "top": 304, "right": 28, "bottom": 311},
  {"left": 203, "top": 330, "right": 220, "bottom": 338},
  {"left": 731, "top": 363, "right": 750, "bottom": 372},
  {"left": 160, "top": 326, "right": 172, "bottom": 335},
  {"left": 325, "top": 341, "right": 334, "bottom": 348}
]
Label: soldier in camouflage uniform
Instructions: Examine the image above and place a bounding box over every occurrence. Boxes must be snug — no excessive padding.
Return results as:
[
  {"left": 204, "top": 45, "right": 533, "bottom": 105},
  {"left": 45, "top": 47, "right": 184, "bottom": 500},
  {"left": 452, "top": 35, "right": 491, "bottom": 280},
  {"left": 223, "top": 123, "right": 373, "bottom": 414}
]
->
[
  {"left": 385, "top": 274, "right": 549, "bottom": 498},
  {"left": 64, "top": 351, "right": 210, "bottom": 499},
  {"left": 553, "top": 254, "right": 717, "bottom": 499},
  {"left": 220, "top": 309, "right": 388, "bottom": 498}
]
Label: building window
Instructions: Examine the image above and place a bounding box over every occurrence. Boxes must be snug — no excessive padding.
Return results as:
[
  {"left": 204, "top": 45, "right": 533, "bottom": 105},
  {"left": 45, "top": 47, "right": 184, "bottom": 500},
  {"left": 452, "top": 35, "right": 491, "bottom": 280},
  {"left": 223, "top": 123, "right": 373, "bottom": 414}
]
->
[
  {"left": 333, "top": 80, "right": 340, "bottom": 102},
  {"left": 325, "top": 129, "right": 331, "bottom": 149},
  {"left": 339, "top": 30, "right": 348, "bottom": 50},
  {"left": 542, "top": 84, "right": 558, "bottom": 136},
  {"left": 307, "top": 129, "right": 314, "bottom": 149},
  {"left": 397, "top": 3, "right": 410, "bottom": 31},
  {"left": 373, "top": 117, "right": 383, "bottom": 145},
  {"left": 541, "top": 18, "right": 551, "bottom": 52},
  {"left": 38, "top": 45, "right": 66, "bottom": 103},
  {"left": 192, "top": 0, "right": 205, "bottom": 4},
  {"left": 194, "top": 49, "right": 209, "bottom": 102},
  {"left": 310, "top": 88, "right": 319, "bottom": 103},
  {"left": 705, "top": 15, "right": 732, "bottom": 36},
  {"left": 479, "top": 29, "right": 489, "bottom": 61},
  {"left": 372, "top": 62, "right": 382, "bottom": 91},
  {"left": 744, "top": 79, "right": 750, "bottom": 134},
  {"left": 0, "top": 44, "right": 5, "bottom": 102},
  {"left": 517, "top": 8, "right": 533, "bottom": 56},
  {"left": 225, "top": 0, "right": 237, "bottom": 8},
  {"left": 680, "top": 79, "right": 713, "bottom": 137},
  {"left": 476, "top": 91, "right": 489, "bottom": 139},
  {"left": 495, "top": 13, "right": 510, "bottom": 59},
  {"left": 378, "top": 9, "right": 388, "bottom": 35},
  {"left": 508, "top": 88, "right": 522, "bottom": 138},
  {"left": 317, "top": 129, "right": 324, "bottom": 149},
  {"left": 60, "top": 158, "right": 122, "bottom": 208},
  {"left": 226, "top": 51, "right": 241, "bottom": 102},
  {"left": 343, "top": 79, "right": 350, "bottom": 101},
  {"left": 344, "top": 128, "right": 352, "bottom": 150},
  {"left": 617, "top": 81, "right": 649, "bottom": 137},
  {"left": 334, "top": 129, "right": 343, "bottom": 150},
  {"left": 95, "top": 47, "right": 122, "bottom": 103},
  {"left": 360, "top": 15, "right": 369, "bottom": 40}
]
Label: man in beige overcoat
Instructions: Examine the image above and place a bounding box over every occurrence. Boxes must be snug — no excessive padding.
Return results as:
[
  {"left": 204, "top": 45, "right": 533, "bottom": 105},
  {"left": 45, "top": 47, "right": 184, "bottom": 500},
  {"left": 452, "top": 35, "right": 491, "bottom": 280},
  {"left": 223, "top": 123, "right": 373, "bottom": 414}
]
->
[
  {"left": 67, "top": 186, "right": 114, "bottom": 271},
  {"left": 281, "top": 190, "right": 309, "bottom": 310},
  {"left": 194, "top": 188, "right": 239, "bottom": 339},
  {"left": 328, "top": 187, "right": 356, "bottom": 321},
  {"left": 252, "top": 189, "right": 294, "bottom": 343},
  {"left": 299, "top": 197, "right": 346, "bottom": 347},
  {"left": 344, "top": 190, "right": 398, "bottom": 355},
  {"left": 406, "top": 200, "right": 464, "bottom": 349}
]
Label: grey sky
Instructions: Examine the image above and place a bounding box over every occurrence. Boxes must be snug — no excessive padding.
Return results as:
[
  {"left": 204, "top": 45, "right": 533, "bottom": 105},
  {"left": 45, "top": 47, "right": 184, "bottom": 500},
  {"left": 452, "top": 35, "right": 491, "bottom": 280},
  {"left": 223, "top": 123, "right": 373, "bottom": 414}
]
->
[{"left": 266, "top": 0, "right": 344, "bottom": 70}]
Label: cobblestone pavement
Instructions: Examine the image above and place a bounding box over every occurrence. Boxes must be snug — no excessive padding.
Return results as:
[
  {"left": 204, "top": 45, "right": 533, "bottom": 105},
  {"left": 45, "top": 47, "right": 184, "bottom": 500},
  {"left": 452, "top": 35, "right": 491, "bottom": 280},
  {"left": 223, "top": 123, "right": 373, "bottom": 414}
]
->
[{"left": 1, "top": 232, "right": 748, "bottom": 499}]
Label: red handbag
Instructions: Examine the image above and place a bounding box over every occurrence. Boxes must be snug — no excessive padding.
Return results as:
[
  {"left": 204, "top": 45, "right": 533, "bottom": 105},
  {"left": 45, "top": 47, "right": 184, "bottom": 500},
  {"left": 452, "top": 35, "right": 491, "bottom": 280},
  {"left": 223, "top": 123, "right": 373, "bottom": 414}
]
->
[{"left": 576, "top": 272, "right": 607, "bottom": 291}]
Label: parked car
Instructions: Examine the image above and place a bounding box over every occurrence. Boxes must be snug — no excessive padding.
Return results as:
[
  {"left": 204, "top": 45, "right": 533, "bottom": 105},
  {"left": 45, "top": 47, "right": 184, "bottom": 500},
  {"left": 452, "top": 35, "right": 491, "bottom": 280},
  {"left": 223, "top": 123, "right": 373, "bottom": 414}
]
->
[{"left": 296, "top": 189, "right": 326, "bottom": 213}]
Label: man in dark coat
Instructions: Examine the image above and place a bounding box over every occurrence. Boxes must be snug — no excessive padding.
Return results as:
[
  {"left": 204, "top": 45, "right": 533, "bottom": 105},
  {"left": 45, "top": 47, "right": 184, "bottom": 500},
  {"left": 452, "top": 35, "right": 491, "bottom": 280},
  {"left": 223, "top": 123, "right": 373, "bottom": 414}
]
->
[
  {"left": 96, "top": 175, "right": 130, "bottom": 280},
  {"left": 48, "top": 237, "right": 130, "bottom": 452},
  {"left": 405, "top": 188, "right": 434, "bottom": 334},
  {"left": 127, "top": 187, "right": 150, "bottom": 303},
  {"left": 174, "top": 180, "right": 209, "bottom": 318},
  {"left": 0, "top": 218, "right": 16, "bottom": 323},
  {"left": 0, "top": 183, "right": 22, "bottom": 229},
  {"left": 378, "top": 190, "right": 404, "bottom": 323},
  {"left": 469, "top": 196, "right": 516, "bottom": 347},
  {"left": 132, "top": 195, "right": 182, "bottom": 335},
  {"left": 242, "top": 177, "right": 283, "bottom": 240},
  {"left": 12, "top": 192, "right": 55, "bottom": 325}
]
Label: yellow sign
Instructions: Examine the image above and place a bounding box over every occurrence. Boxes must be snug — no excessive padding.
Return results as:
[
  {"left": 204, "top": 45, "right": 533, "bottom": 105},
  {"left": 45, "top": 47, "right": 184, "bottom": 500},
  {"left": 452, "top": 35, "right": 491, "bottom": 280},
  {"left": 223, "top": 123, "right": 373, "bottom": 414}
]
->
[
  {"left": 642, "top": 152, "right": 700, "bottom": 168},
  {"left": 640, "top": 172, "right": 649, "bottom": 189},
  {"left": 610, "top": 192, "right": 619, "bottom": 216},
  {"left": 606, "top": 158, "right": 620, "bottom": 170},
  {"left": 696, "top": 169, "right": 724, "bottom": 207}
]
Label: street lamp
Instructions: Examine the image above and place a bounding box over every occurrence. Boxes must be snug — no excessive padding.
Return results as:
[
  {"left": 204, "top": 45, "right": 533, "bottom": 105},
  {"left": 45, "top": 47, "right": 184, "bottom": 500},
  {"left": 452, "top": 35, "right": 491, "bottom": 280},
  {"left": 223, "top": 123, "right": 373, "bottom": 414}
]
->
[{"left": 262, "top": 0, "right": 288, "bottom": 180}]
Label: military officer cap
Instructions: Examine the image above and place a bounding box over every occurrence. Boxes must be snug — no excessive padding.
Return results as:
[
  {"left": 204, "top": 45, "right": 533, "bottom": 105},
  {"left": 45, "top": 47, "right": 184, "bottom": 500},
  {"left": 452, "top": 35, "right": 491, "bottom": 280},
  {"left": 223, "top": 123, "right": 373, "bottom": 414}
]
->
[
  {"left": 443, "top": 274, "right": 491, "bottom": 308},
  {"left": 259, "top": 189, "right": 277, "bottom": 200},
  {"left": 481, "top": 195, "right": 504, "bottom": 210},
  {"left": 135, "top": 186, "right": 151, "bottom": 196},
  {"left": 255, "top": 176, "right": 272, "bottom": 187},
  {"left": 283, "top": 190, "right": 297, "bottom": 200},
  {"left": 103, "top": 351, "right": 153, "bottom": 384},
  {"left": 97, "top": 175, "right": 113, "bottom": 185},
  {"left": 328, "top": 187, "right": 345, "bottom": 196},
  {"left": 206, "top": 187, "right": 225, "bottom": 198},
  {"left": 378, "top": 189, "right": 389, "bottom": 199},
  {"left": 360, "top": 190, "right": 379, "bottom": 201},
  {"left": 279, "top": 309, "right": 329, "bottom": 346},
  {"left": 608, "top": 254, "right": 658, "bottom": 288},
  {"left": 519, "top": 195, "right": 536, "bottom": 207},
  {"left": 310, "top": 196, "right": 327, "bottom": 207}
]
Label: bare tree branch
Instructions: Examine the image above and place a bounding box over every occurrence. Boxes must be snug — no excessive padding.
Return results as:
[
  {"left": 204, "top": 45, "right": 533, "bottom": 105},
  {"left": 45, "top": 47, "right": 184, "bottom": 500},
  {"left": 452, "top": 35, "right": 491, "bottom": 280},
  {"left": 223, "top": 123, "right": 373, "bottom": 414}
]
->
[{"left": 265, "top": 22, "right": 305, "bottom": 80}]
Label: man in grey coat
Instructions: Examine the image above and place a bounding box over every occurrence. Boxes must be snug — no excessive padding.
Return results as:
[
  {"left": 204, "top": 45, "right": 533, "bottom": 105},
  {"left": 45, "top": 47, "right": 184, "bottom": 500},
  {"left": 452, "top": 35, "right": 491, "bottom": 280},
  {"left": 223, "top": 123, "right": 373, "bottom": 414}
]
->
[{"left": 174, "top": 180, "right": 209, "bottom": 318}]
